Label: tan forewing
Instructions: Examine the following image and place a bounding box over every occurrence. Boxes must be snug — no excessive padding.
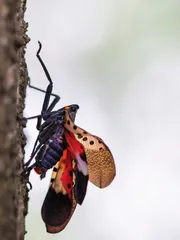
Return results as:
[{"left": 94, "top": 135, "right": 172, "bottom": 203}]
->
[{"left": 64, "top": 112, "right": 116, "bottom": 188}]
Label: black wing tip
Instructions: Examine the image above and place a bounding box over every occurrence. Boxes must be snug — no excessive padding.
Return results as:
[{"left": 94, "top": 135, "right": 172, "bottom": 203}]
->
[{"left": 41, "top": 187, "right": 73, "bottom": 227}]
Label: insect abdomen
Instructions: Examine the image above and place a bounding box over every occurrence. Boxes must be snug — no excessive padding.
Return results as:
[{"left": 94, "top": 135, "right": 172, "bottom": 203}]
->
[
  {"left": 42, "top": 141, "right": 64, "bottom": 169},
  {"left": 35, "top": 139, "right": 66, "bottom": 175}
]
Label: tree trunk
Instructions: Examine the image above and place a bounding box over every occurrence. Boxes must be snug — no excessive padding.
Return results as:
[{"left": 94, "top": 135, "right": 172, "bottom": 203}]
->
[{"left": 0, "top": 0, "right": 29, "bottom": 239}]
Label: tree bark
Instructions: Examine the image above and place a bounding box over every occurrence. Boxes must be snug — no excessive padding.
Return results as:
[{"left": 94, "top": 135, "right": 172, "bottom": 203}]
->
[{"left": 0, "top": 0, "right": 29, "bottom": 239}]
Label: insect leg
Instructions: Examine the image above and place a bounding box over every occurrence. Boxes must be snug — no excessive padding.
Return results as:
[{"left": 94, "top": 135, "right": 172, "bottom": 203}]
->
[
  {"left": 35, "top": 41, "right": 60, "bottom": 129},
  {"left": 26, "top": 114, "right": 42, "bottom": 120},
  {"left": 26, "top": 42, "right": 60, "bottom": 129},
  {"left": 24, "top": 139, "right": 44, "bottom": 170},
  {"left": 23, "top": 119, "right": 59, "bottom": 172},
  {"left": 28, "top": 77, "right": 60, "bottom": 113}
]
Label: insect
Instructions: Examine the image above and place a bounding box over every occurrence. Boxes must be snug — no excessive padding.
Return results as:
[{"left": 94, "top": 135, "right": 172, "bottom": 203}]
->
[{"left": 24, "top": 41, "right": 116, "bottom": 233}]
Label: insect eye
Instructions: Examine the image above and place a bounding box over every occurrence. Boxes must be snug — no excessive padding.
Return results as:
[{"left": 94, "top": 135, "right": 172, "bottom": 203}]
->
[
  {"left": 71, "top": 104, "right": 79, "bottom": 112},
  {"left": 71, "top": 107, "right": 76, "bottom": 112}
]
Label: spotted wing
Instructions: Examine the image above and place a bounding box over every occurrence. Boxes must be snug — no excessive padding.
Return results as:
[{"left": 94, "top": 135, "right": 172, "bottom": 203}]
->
[
  {"left": 65, "top": 131, "right": 88, "bottom": 205},
  {"left": 41, "top": 149, "right": 77, "bottom": 233},
  {"left": 64, "top": 111, "right": 116, "bottom": 188}
]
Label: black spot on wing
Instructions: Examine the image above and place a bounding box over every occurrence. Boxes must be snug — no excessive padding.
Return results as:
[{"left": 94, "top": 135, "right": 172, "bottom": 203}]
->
[
  {"left": 73, "top": 170, "right": 88, "bottom": 205},
  {"left": 41, "top": 187, "right": 72, "bottom": 227},
  {"left": 89, "top": 141, "right": 94, "bottom": 145},
  {"left": 77, "top": 134, "right": 83, "bottom": 139}
]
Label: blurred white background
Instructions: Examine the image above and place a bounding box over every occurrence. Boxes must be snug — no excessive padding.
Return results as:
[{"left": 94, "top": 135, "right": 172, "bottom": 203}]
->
[{"left": 24, "top": 1, "right": 180, "bottom": 240}]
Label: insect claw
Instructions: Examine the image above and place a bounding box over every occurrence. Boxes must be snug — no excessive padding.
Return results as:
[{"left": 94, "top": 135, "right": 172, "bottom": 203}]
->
[
  {"left": 27, "top": 77, "right": 31, "bottom": 85},
  {"left": 17, "top": 116, "right": 27, "bottom": 127},
  {"left": 26, "top": 181, "right": 33, "bottom": 191},
  {"left": 24, "top": 159, "right": 32, "bottom": 168},
  {"left": 22, "top": 164, "right": 34, "bottom": 181},
  {"left": 21, "top": 168, "right": 33, "bottom": 191}
]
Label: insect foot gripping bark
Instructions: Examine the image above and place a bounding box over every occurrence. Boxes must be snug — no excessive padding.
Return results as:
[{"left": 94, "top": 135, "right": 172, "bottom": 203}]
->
[{"left": 23, "top": 41, "right": 116, "bottom": 234}]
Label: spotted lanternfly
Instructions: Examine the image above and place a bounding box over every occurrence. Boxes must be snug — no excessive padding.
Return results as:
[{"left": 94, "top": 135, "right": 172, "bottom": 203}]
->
[{"left": 24, "top": 41, "right": 116, "bottom": 234}]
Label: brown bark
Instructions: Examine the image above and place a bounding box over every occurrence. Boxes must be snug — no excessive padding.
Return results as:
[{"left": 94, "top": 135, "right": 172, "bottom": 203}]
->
[{"left": 0, "top": 0, "right": 29, "bottom": 239}]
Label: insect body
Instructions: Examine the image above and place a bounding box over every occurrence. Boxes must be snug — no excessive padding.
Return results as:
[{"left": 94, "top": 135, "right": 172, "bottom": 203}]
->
[
  {"left": 31, "top": 105, "right": 79, "bottom": 178},
  {"left": 24, "top": 42, "right": 116, "bottom": 234}
]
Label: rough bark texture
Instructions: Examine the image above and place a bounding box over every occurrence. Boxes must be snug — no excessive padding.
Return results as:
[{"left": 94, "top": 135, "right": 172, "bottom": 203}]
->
[{"left": 0, "top": 0, "right": 29, "bottom": 239}]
